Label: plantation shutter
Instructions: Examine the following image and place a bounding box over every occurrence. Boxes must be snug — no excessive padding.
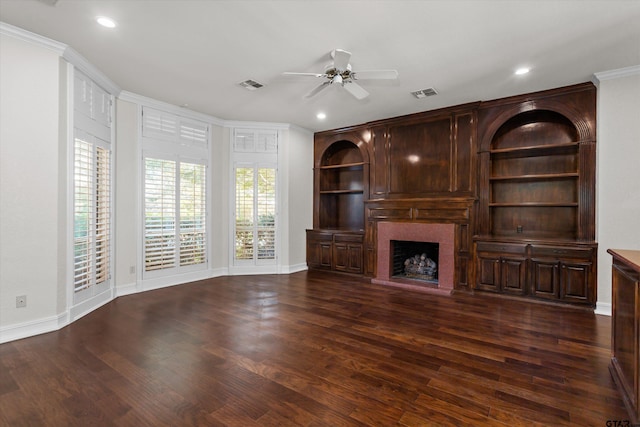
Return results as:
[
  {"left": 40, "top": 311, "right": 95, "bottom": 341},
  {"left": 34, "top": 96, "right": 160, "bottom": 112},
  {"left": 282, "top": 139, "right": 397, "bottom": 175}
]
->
[
  {"left": 73, "top": 132, "right": 111, "bottom": 292},
  {"left": 144, "top": 158, "right": 177, "bottom": 271},
  {"left": 257, "top": 167, "right": 276, "bottom": 260},
  {"left": 235, "top": 167, "right": 255, "bottom": 261},
  {"left": 179, "top": 162, "right": 206, "bottom": 266}
]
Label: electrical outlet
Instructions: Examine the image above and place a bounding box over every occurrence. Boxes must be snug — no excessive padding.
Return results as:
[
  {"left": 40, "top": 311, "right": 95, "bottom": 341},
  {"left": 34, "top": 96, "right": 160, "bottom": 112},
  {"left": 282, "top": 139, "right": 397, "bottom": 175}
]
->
[
  {"left": 129, "top": 266, "right": 136, "bottom": 274},
  {"left": 16, "top": 295, "right": 27, "bottom": 308}
]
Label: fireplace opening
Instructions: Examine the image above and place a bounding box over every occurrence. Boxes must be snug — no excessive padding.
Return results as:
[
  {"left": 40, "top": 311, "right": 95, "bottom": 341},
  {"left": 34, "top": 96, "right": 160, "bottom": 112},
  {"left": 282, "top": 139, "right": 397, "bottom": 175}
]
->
[{"left": 391, "top": 240, "right": 439, "bottom": 284}]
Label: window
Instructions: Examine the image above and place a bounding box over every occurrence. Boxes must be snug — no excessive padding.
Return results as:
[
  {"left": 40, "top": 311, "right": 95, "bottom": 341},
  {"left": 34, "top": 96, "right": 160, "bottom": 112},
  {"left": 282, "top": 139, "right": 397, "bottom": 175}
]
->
[
  {"left": 72, "top": 70, "right": 112, "bottom": 304},
  {"left": 144, "top": 158, "right": 207, "bottom": 272},
  {"left": 74, "top": 134, "right": 111, "bottom": 292},
  {"left": 142, "top": 107, "right": 209, "bottom": 278},
  {"left": 234, "top": 166, "right": 276, "bottom": 263},
  {"left": 232, "top": 129, "right": 278, "bottom": 268}
]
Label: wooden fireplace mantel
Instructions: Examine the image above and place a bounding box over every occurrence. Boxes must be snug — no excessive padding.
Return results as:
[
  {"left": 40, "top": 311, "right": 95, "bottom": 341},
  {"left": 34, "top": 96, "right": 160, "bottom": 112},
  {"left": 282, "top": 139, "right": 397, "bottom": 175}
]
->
[{"left": 364, "top": 198, "right": 475, "bottom": 290}]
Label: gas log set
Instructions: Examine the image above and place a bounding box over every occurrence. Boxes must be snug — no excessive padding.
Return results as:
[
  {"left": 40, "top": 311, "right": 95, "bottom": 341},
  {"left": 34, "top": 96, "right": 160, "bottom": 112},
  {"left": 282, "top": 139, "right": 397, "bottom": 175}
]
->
[{"left": 403, "top": 253, "right": 437, "bottom": 281}]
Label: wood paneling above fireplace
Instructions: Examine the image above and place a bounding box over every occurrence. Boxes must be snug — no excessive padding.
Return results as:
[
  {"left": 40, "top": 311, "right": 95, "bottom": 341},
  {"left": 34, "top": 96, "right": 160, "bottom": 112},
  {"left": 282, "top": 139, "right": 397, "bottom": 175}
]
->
[
  {"left": 368, "top": 105, "right": 477, "bottom": 199},
  {"left": 307, "top": 82, "right": 597, "bottom": 307}
]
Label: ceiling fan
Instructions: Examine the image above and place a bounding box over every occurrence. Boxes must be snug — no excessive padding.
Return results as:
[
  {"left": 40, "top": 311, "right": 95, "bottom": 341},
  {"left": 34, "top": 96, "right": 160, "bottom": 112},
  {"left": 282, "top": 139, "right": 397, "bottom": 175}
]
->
[{"left": 283, "top": 49, "right": 399, "bottom": 100}]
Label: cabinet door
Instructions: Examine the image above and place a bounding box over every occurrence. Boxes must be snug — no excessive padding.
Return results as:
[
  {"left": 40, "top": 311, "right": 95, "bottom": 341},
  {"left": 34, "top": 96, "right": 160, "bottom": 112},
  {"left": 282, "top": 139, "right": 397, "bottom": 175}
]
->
[
  {"left": 334, "top": 243, "right": 363, "bottom": 274},
  {"left": 501, "top": 258, "right": 527, "bottom": 295},
  {"left": 347, "top": 244, "right": 364, "bottom": 274},
  {"left": 476, "top": 254, "right": 501, "bottom": 292},
  {"left": 560, "top": 261, "right": 590, "bottom": 303},
  {"left": 531, "top": 259, "right": 560, "bottom": 299},
  {"left": 306, "top": 240, "right": 332, "bottom": 270},
  {"left": 333, "top": 243, "right": 349, "bottom": 272}
]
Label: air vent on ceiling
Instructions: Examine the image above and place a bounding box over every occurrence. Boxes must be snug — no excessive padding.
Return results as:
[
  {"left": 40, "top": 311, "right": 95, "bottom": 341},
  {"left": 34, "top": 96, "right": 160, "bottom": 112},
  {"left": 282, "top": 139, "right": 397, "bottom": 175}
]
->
[
  {"left": 239, "top": 79, "right": 264, "bottom": 91},
  {"left": 411, "top": 87, "right": 438, "bottom": 99}
]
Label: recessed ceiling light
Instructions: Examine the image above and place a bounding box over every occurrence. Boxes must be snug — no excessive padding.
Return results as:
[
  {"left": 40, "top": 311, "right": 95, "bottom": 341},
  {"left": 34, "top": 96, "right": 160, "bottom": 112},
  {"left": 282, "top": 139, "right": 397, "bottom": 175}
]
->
[
  {"left": 515, "top": 67, "right": 530, "bottom": 75},
  {"left": 316, "top": 112, "right": 326, "bottom": 120},
  {"left": 96, "top": 16, "right": 117, "bottom": 28}
]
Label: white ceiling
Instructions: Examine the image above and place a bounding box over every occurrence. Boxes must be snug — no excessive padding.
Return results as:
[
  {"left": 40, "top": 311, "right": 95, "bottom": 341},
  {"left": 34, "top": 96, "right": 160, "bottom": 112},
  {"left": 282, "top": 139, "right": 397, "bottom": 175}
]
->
[{"left": 1, "top": 0, "right": 639, "bottom": 132}]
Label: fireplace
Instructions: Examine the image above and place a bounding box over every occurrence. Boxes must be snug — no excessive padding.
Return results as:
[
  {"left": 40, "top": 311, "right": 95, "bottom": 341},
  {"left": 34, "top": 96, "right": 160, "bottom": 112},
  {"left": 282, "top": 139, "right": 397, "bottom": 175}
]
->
[
  {"left": 392, "top": 240, "right": 439, "bottom": 283},
  {"left": 373, "top": 222, "right": 454, "bottom": 295}
]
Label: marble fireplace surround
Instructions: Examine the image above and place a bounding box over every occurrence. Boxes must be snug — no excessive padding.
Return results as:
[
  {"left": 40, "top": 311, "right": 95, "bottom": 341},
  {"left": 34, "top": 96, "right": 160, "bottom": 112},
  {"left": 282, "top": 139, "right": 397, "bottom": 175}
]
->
[{"left": 372, "top": 222, "right": 455, "bottom": 295}]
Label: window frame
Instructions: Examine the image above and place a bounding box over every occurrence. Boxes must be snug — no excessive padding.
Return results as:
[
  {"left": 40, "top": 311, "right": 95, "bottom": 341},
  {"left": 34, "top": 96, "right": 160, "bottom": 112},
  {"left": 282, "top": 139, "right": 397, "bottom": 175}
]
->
[
  {"left": 140, "top": 106, "right": 211, "bottom": 283},
  {"left": 229, "top": 128, "right": 280, "bottom": 273}
]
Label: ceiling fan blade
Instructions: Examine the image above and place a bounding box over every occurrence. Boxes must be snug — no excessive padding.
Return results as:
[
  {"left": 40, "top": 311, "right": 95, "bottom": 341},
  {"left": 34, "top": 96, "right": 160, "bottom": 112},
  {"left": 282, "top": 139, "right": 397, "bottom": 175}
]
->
[
  {"left": 305, "top": 81, "right": 332, "bottom": 98},
  {"left": 283, "top": 72, "right": 324, "bottom": 77},
  {"left": 343, "top": 81, "right": 369, "bottom": 100},
  {"left": 352, "top": 70, "right": 398, "bottom": 80},
  {"left": 332, "top": 49, "right": 352, "bottom": 71}
]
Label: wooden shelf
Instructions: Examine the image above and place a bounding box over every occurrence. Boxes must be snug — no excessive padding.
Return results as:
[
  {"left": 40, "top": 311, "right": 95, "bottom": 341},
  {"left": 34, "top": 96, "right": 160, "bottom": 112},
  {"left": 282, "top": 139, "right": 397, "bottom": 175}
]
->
[
  {"left": 320, "top": 189, "right": 364, "bottom": 194},
  {"left": 489, "top": 202, "right": 578, "bottom": 207},
  {"left": 489, "top": 142, "right": 579, "bottom": 157},
  {"left": 489, "top": 173, "right": 578, "bottom": 181},
  {"left": 318, "top": 162, "right": 364, "bottom": 170}
]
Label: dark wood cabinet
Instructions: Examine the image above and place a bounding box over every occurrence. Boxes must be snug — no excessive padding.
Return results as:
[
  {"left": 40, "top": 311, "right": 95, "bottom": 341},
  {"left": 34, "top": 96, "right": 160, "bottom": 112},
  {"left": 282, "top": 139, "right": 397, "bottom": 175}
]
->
[
  {"left": 307, "top": 130, "right": 369, "bottom": 275},
  {"left": 306, "top": 229, "right": 363, "bottom": 274},
  {"left": 333, "top": 233, "right": 364, "bottom": 274},
  {"left": 476, "top": 242, "right": 527, "bottom": 294},
  {"left": 608, "top": 249, "right": 640, "bottom": 426},
  {"left": 306, "top": 230, "right": 332, "bottom": 270},
  {"left": 474, "top": 83, "right": 597, "bottom": 306},
  {"left": 476, "top": 240, "right": 595, "bottom": 304}
]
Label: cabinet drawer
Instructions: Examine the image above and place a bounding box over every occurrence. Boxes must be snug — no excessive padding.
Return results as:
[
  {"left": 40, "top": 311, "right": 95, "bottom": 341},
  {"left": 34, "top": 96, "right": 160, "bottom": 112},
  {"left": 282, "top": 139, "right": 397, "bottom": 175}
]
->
[
  {"left": 476, "top": 242, "right": 527, "bottom": 255},
  {"left": 530, "top": 245, "right": 593, "bottom": 259},
  {"left": 334, "top": 233, "right": 364, "bottom": 243},
  {"left": 306, "top": 230, "right": 333, "bottom": 242}
]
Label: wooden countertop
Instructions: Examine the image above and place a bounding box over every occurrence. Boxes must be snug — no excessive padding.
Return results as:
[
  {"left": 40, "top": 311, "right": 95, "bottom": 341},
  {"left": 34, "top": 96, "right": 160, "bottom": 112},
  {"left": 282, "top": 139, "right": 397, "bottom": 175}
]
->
[{"left": 608, "top": 249, "right": 640, "bottom": 272}]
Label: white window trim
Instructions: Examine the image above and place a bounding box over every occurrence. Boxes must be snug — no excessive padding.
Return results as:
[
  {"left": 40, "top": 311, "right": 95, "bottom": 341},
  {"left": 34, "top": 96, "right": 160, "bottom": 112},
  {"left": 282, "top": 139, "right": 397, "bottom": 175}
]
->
[
  {"left": 139, "top": 107, "right": 212, "bottom": 290},
  {"left": 66, "top": 65, "right": 116, "bottom": 321}
]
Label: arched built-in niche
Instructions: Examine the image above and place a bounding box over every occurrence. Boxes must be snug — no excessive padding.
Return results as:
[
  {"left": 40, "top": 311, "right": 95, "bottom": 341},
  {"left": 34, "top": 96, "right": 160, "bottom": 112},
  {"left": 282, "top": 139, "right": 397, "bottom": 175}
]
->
[
  {"left": 318, "top": 139, "right": 365, "bottom": 230},
  {"left": 488, "top": 109, "right": 580, "bottom": 240}
]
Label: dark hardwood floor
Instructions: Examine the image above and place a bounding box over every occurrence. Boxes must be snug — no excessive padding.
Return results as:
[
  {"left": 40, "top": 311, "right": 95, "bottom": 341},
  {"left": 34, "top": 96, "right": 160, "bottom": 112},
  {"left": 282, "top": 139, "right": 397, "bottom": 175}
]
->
[{"left": 0, "top": 271, "right": 628, "bottom": 426}]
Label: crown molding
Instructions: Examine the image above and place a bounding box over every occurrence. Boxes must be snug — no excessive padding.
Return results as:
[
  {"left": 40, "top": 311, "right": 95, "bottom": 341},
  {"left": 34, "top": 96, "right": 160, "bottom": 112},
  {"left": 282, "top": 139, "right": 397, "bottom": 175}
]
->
[
  {"left": 1, "top": 21, "right": 120, "bottom": 95},
  {"left": 118, "top": 90, "right": 226, "bottom": 126},
  {"left": 119, "top": 90, "right": 312, "bottom": 132},
  {"left": 593, "top": 65, "right": 640, "bottom": 82},
  {"left": 0, "top": 21, "right": 66, "bottom": 53},
  {"left": 63, "top": 47, "right": 121, "bottom": 95},
  {"left": 224, "top": 120, "right": 291, "bottom": 131}
]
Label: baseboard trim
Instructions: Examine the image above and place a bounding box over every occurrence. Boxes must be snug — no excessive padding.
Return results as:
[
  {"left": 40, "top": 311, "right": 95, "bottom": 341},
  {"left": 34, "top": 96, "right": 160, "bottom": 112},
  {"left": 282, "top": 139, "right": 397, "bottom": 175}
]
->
[
  {"left": 0, "top": 267, "right": 308, "bottom": 343},
  {"left": 594, "top": 302, "right": 612, "bottom": 317},
  {"left": 115, "top": 282, "right": 139, "bottom": 297},
  {"left": 0, "top": 312, "right": 68, "bottom": 344},
  {"left": 281, "top": 263, "right": 308, "bottom": 274},
  {"left": 69, "top": 287, "right": 114, "bottom": 322}
]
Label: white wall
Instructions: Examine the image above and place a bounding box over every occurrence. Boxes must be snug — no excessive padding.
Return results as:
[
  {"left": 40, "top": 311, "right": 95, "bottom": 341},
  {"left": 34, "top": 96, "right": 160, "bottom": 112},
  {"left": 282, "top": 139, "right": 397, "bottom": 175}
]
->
[
  {"left": 114, "top": 99, "right": 139, "bottom": 292},
  {"left": 595, "top": 68, "right": 640, "bottom": 314},
  {"left": 211, "top": 125, "right": 230, "bottom": 271},
  {"left": 0, "top": 34, "right": 65, "bottom": 333},
  {"left": 287, "top": 126, "right": 314, "bottom": 269}
]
